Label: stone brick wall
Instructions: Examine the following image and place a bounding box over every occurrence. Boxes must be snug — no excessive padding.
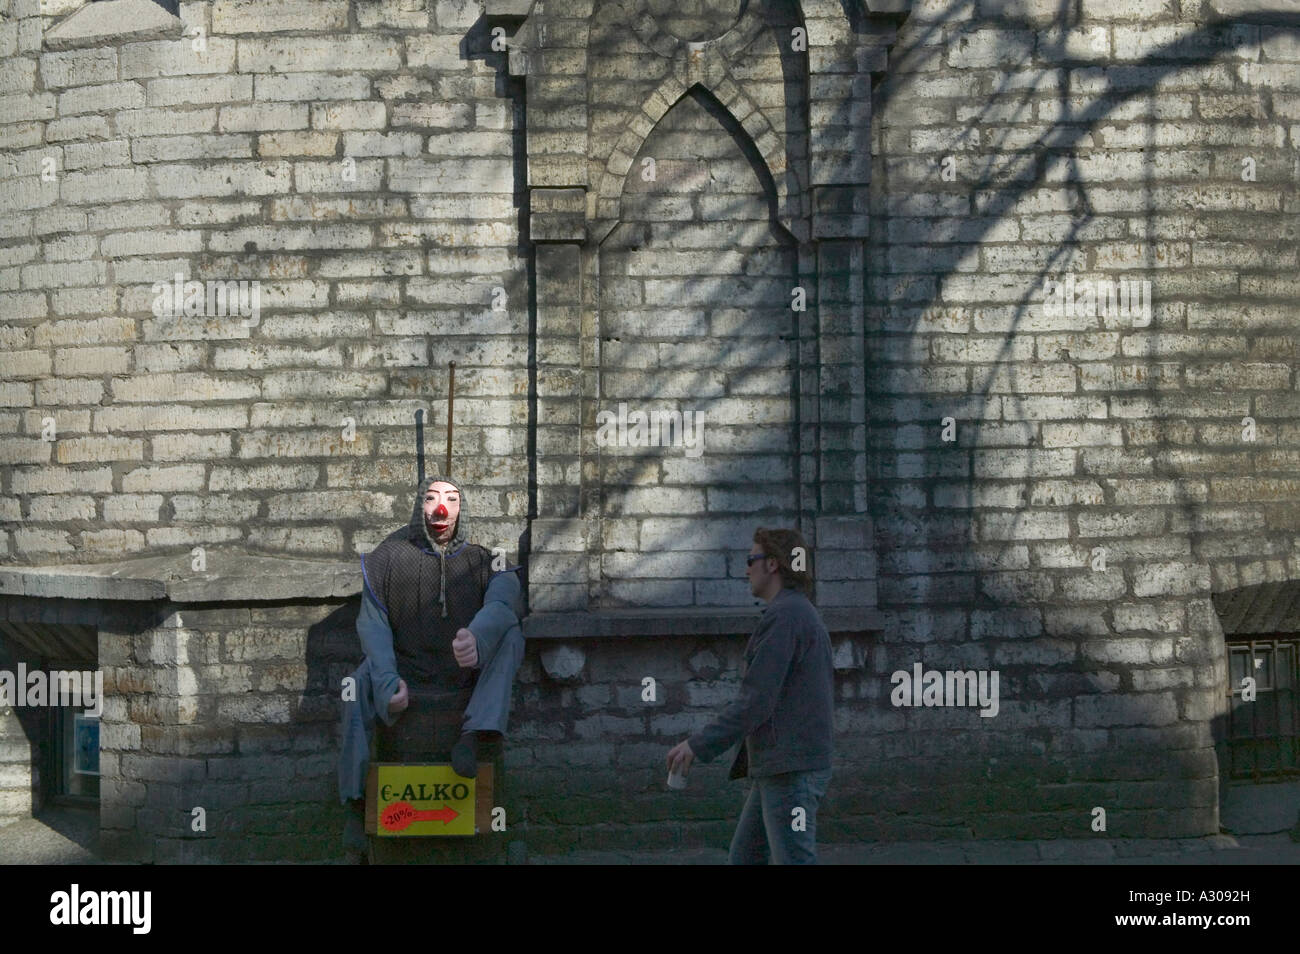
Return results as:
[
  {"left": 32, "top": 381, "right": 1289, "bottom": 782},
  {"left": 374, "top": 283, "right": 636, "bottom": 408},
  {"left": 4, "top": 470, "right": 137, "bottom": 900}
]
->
[
  {"left": 1, "top": 592, "right": 870, "bottom": 860},
  {"left": 0, "top": 0, "right": 531, "bottom": 565},
  {"left": 598, "top": 86, "right": 800, "bottom": 608},
  {"left": 0, "top": 638, "right": 38, "bottom": 828},
  {"left": 96, "top": 599, "right": 348, "bottom": 862},
  {"left": 2, "top": 0, "right": 1298, "bottom": 851},
  {"left": 864, "top": 0, "right": 1299, "bottom": 836}
]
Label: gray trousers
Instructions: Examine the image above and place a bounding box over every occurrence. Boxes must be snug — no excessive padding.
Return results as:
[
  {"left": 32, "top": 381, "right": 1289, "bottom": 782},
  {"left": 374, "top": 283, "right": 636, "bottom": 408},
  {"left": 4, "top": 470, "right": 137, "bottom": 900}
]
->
[
  {"left": 343, "top": 628, "right": 524, "bottom": 855},
  {"left": 462, "top": 624, "right": 525, "bottom": 735}
]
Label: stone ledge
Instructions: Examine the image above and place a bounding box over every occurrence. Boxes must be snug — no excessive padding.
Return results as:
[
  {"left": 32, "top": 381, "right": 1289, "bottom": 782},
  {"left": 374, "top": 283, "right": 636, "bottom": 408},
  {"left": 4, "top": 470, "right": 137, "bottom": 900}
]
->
[
  {"left": 1209, "top": 0, "right": 1300, "bottom": 16},
  {"left": 484, "top": 0, "right": 531, "bottom": 15},
  {"left": 0, "top": 548, "right": 359, "bottom": 604},
  {"left": 523, "top": 606, "right": 883, "bottom": 638},
  {"left": 1, "top": 554, "right": 882, "bottom": 636},
  {"left": 44, "top": 0, "right": 183, "bottom": 51}
]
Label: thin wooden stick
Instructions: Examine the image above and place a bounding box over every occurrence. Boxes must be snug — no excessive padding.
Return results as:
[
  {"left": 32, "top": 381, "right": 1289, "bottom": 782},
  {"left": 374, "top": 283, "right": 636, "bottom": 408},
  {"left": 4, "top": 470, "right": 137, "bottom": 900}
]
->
[{"left": 445, "top": 361, "right": 456, "bottom": 476}]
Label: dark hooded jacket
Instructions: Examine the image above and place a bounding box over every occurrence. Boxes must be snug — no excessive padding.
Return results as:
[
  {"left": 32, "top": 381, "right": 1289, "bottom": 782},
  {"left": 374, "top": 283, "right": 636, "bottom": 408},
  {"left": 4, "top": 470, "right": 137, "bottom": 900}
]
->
[{"left": 359, "top": 474, "right": 496, "bottom": 692}]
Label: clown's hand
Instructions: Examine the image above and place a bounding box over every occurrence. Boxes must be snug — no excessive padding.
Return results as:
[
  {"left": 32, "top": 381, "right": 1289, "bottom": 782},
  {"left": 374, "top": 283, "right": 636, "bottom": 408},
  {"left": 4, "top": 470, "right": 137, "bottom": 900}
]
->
[
  {"left": 452, "top": 629, "right": 478, "bottom": 668},
  {"left": 388, "top": 678, "right": 409, "bottom": 716}
]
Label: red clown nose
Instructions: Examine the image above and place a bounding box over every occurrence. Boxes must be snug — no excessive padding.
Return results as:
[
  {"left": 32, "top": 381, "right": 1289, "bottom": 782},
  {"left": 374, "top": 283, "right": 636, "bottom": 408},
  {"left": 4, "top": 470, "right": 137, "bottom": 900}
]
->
[{"left": 434, "top": 504, "right": 448, "bottom": 518}]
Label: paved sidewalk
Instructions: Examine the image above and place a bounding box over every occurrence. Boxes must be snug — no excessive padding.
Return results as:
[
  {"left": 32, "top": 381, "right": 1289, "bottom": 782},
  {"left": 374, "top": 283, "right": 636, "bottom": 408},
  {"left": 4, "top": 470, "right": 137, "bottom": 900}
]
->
[
  {"left": 0, "top": 810, "right": 102, "bottom": 865},
  {"left": 527, "top": 832, "right": 1300, "bottom": 864},
  {"left": 3, "top": 808, "right": 1297, "bottom": 864}
]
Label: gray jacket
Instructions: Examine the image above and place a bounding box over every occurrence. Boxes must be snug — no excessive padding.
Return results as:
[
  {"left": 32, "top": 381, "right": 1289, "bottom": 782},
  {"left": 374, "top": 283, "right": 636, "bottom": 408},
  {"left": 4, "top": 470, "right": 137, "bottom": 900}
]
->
[{"left": 688, "top": 587, "right": 834, "bottom": 778}]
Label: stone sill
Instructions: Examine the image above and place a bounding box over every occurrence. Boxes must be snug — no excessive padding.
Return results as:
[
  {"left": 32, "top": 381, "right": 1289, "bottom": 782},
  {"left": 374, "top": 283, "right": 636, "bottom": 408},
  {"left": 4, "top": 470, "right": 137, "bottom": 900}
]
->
[
  {"left": 523, "top": 606, "right": 883, "bottom": 638},
  {"left": 44, "top": 0, "right": 183, "bottom": 51},
  {"left": 0, "top": 548, "right": 359, "bottom": 604}
]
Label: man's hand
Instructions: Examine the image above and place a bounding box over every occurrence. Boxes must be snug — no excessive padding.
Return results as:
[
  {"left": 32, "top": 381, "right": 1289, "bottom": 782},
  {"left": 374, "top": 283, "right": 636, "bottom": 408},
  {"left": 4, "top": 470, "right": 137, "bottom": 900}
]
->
[
  {"left": 666, "top": 739, "right": 695, "bottom": 776},
  {"left": 388, "top": 678, "right": 409, "bottom": 716},
  {"left": 452, "top": 628, "right": 478, "bottom": 668}
]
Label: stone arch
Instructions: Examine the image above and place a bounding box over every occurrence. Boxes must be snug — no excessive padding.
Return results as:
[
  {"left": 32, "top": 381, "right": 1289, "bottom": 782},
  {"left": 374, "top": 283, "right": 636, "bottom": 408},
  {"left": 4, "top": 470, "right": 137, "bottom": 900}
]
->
[
  {"left": 592, "top": 75, "right": 803, "bottom": 245},
  {"left": 593, "top": 80, "right": 803, "bottom": 609},
  {"left": 520, "top": 0, "right": 902, "bottom": 625}
]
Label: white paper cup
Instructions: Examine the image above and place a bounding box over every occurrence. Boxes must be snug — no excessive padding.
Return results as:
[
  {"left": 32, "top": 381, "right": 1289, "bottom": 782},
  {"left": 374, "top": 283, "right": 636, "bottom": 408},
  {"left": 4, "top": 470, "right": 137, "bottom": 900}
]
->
[{"left": 667, "top": 767, "right": 687, "bottom": 790}]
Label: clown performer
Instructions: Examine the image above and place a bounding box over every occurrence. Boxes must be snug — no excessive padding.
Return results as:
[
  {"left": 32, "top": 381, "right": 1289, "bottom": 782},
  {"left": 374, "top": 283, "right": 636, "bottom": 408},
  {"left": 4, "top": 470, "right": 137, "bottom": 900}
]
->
[{"left": 338, "top": 474, "right": 525, "bottom": 853}]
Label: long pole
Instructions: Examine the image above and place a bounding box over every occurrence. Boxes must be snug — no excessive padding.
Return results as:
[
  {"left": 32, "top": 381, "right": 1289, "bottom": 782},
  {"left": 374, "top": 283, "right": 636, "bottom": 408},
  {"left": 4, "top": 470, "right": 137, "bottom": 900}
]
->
[{"left": 445, "top": 361, "right": 456, "bottom": 477}]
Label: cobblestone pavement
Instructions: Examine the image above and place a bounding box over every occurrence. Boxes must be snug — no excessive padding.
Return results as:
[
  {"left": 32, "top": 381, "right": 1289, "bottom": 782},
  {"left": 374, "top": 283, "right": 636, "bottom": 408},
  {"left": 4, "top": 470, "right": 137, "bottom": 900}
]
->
[{"left": 2, "top": 809, "right": 1297, "bottom": 864}]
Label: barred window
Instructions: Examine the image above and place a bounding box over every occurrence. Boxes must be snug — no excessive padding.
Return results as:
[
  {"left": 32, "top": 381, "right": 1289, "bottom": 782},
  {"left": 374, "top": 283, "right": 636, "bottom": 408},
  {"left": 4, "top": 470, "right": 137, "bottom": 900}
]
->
[{"left": 1224, "top": 637, "right": 1300, "bottom": 781}]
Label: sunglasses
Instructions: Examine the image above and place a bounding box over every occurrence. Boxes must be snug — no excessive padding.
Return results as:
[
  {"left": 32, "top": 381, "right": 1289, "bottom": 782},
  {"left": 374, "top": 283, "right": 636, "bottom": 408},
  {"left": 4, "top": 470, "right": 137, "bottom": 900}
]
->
[{"left": 746, "top": 554, "right": 771, "bottom": 566}]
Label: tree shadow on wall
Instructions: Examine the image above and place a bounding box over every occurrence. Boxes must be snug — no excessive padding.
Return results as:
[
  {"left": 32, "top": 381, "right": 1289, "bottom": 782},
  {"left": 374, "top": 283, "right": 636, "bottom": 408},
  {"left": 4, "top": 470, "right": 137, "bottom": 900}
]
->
[{"left": 863, "top": 0, "right": 1300, "bottom": 836}]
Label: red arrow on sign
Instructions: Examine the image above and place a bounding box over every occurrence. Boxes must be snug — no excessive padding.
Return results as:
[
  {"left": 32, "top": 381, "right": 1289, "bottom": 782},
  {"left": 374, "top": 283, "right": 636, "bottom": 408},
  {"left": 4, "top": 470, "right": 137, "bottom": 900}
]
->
[{"left": 380, "top": 801, "right": 461, "bottom": 832}]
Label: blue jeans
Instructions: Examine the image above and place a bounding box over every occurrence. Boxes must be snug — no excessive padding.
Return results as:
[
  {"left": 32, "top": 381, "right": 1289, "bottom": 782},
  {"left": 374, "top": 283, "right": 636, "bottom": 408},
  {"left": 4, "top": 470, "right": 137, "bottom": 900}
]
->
[{"left": 728, "top": 767, "right": 833, "bottom": 865}]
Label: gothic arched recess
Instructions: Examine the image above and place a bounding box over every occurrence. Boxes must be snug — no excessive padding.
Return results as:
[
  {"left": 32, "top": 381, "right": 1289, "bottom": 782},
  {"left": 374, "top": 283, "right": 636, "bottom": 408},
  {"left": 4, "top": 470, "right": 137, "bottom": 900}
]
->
[
  {"left": 598, "top": 84, "right": 800, "bottom": 608},
  {"left": 491, "top": 0, "right": 912, "bottom": 632}
]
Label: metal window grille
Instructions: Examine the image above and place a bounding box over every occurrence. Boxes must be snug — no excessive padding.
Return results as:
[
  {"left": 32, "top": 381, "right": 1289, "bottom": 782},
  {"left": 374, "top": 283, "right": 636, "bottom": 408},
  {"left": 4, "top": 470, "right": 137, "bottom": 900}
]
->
[{"left": 1224, "top": 638, "right": 1299, "bottom": 781}]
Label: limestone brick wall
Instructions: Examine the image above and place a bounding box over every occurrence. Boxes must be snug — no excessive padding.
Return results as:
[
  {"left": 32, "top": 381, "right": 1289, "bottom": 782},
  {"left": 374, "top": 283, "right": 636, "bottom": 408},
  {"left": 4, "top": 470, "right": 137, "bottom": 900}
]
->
[
  {"left": 0, "top": 592, "right": 871, "bottom": 860},
  {"left": 597, "top": 86, "right": 800, "bottom": 608},
  {"left": 95, "top": 599, "right": 349, "bottom": 862},
  {"left": 0, "top": 0, "right": 530, "bottom": 565},
  {"left": 0, "top": 638, "right": 37, "bottom": 828},
  {"left": 865, "top": 0, "right": 1300, "bottom": 836},
  {"left": 1, "top": 0, "right": 1298, "bottom": 848}
]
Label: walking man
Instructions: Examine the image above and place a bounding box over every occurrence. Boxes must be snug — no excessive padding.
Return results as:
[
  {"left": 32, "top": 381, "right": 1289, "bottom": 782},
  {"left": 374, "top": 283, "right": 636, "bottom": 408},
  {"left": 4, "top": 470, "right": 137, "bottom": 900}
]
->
[{"left": 665, "top": 527, "right": 834, "bottom": 864}]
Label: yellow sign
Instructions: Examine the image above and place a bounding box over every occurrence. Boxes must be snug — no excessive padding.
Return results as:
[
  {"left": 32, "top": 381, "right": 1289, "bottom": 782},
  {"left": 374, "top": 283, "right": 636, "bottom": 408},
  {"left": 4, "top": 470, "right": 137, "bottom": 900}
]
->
[{"left": 374, "top": 765, "right": 476, "bottom": 837}]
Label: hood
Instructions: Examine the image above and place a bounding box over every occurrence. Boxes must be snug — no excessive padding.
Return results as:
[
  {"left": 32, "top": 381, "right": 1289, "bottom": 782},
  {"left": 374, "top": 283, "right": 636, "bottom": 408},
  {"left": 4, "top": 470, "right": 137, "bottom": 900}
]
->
[
  {"left": 408, "top": 473, "right": 470, "bottom": 620},
  {"left": 408, "top": 473, "right": 470, "bottom": 553}
]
